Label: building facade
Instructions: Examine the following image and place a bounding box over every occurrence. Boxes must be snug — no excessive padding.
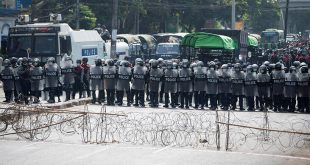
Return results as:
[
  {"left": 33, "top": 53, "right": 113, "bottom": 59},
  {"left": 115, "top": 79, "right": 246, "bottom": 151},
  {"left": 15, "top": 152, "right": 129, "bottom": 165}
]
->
[{"left": 0, "top": 0, "right": 32, "bottom": 51}]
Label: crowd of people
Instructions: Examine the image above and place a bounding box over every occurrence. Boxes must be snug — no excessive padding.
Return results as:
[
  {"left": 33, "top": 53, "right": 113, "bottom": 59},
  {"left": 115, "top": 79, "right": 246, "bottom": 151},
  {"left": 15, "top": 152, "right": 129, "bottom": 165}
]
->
[{"left": 0, "top": 55, "right": 309, "bottom": 113}]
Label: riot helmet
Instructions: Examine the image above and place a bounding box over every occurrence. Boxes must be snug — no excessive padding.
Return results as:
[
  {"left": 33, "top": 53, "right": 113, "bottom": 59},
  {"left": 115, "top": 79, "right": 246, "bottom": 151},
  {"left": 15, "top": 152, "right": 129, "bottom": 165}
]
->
[
  {"left": 33, "top": 58, "right": 40, "bottom": 67},
  {"left": 95, "top": 58, "right": 102, "bottom": 66},
  {"left": 289, "top": 66, "right": 296, "bottom": 73},
  {"left": 246, "top": 65, "right": 253, "bottom": 73},
  {"left": 263, "top": 61, "right": 270, "bottom": 67},
  {"left": 259, "top": 65, "right": 268, "bottom": 74},
  {"left": 10, "top": 57, "right": 17, "bottom": 66},
  {"left": 197, "top": 61, "right": 204, "bottom": 68},
  {"left": 3, "top": 59, "right": 10, "bottom": 67},
  {"left": 209, "top": 61, "right": 216, "bottom": 70},
  {"left": 151, "top": 60, "right": 159, "bottom": 69},
  {"left": 252, "top": 64, "right": 258, "bottom": 72},
  {"left": 182, "top": 59, "right": 189, "bottom": 68},
  {"left": 135, "top": 58, "right": 143, "bottom": 66},
  {"left": 166, "top": 61, "right": 173, "bottom": 69},
  {"left": 76, "top": 59, "right": 81, "bottom": 65},
  {"left": 47, "top": 57, "right": 55, "bottom": 65},
  {"left": 121, "top": 60, "right": 130, "bottom": 67},
  {"left": 300, "top": 62, "right": 307, "bottom": 67},
  {"left": 191, "top": 62, "right": 197, "bottom": 69},
  {"left": 173, "top": 62, "right": 178, "bottom": 69},
  {"left": 221, "top": 64, "right": 229, "bottom": 72},
  {"left": 21, "top": 57, "right": 28, "bottom": 66},
  {"left": 300, "top": 66, "right": 308, "bottom": 74},
  {"left": 292, "top": 61, "right": 300, "bottom": 68},
  {"left": 275, "top": 62, "right": 282, "bottom": 71},
  {"left": 105, "top": 59, "right": 113, "bottom": 66},
  {"left": 82, "top": 57, "right": 88, "bottom": 64},
  {"left": 17, "top": 58, "right": 23, "bottom": 65},
  {"left": 233, "top": 63, "right": 242, "bottom": 72}
]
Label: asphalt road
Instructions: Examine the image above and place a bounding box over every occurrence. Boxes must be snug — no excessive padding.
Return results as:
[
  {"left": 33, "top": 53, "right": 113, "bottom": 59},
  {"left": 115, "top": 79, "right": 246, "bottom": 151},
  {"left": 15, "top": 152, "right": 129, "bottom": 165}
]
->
[
  {"left": 0, "top": 88, "right": 309, "bottom": 165},
  {"left": 0, "top": 140, "right": 309, "bottom": 165}
]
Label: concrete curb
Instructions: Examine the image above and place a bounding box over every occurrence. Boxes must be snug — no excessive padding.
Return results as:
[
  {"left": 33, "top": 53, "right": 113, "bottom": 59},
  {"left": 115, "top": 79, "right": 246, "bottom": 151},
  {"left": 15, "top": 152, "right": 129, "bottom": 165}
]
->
[{"left": 42, "top": 98, "right": 92, "bottom": 109}]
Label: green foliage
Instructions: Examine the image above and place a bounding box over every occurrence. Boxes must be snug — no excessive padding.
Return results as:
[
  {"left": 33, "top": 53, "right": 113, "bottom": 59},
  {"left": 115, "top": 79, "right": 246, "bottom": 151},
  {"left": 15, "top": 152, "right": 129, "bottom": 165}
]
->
[
  {"left": 65, "top": 4, "right": 97, "bottom": 29},
  {"left": 30, "top": 0, "right": 282, "bottom": 33},
  {"left": 31, "top": 0, "right": 96, "bottom": 30},
  {"left": 246, "top": 0, "right": 281, "bottom": 32}
]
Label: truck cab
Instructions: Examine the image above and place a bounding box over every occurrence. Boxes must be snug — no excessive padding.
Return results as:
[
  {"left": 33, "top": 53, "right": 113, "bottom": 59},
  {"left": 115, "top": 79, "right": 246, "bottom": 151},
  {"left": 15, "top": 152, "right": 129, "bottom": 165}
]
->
[{"left": 155, "top": 42, "right": 180, "bottom": 59}]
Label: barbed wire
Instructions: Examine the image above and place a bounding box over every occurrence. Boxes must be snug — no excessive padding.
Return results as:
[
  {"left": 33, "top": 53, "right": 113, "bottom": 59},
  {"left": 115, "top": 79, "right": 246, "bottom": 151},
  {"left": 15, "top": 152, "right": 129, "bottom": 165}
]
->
[{"left": 0, "top": 103, "right": 309, "bottom": 154}]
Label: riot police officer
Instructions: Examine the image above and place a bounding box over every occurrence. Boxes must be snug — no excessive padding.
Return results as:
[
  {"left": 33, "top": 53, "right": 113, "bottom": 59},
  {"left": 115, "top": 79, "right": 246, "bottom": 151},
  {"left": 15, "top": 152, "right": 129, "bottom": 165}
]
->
[
  {"left": 61, "top": 57, "right": 75, "bottom": 101},
  {"left": 271, "top": 62, "right": 285, "bottom": 112},
  {"left": 0, "top": 57, "right": 3, "bottom": 73},
  {"left": 45, "top": 57, "right": 61, "bottom": 103},
  {"left": 116, "top": 60, "right": 132, "bottom": 106},
  {"left": 145, "top": 59, "right": 151, "bottom": 101},
  {"left": 244, "top": 65, "right": 257, "bottom": 111},
  {"left": 252, "top": 64, "right": 260, "bottom": 110},
  {"left": 81, "top": 57, "right": 90, "bottom": 97},
  {"left": 206, "top": 61, "right": 218, "bottom": 110},
  {"left": 257, "top": 65, "right": 271, "bottom": 111},
  {"left": 30, "top": 58, "right": 44, "bottom": 103},
  {"left": 131, "top": 58, "right": 147, "bottom": 107},
  {"left": 218, "top": 64, "right": 232, "bottom": 110},
  {"left": 178, "top": 59, "right": 192, "bottom": 109},
  {"left": 0, "top": 59, "right": 14, "bottom": 103},
  {"left": 193, "top": 61, "right": 206, "bottom": 109},
  {"left": 89, "top": 59, "right": 104, "bottom": 104},
  {"left": 297, "top": 65, "right": 309, "bottom": 113},
  {"left": 163, "top": 60, "right": 178, "bottom": 108},
  {"left": 231, "top": 63, "right": 245, "bottom": 110},
  {"left": 103, "top": 59, "right": 117, "bottom": 105},
  {"left": 149, "top": 60, "right": 163, "bottom": 107},
  {"left": 72, "top": 59, "right": 84, "bottom": 99},
  {"left": 11, "top": 57, "right": 21, "bottom": 103},
  {"left": 17, "top": 57, "right": 31, "bottom": 104},
  {"left": 284, "top": 66, "right": 298, "bottom": 112},
  {"left": 158, "top": 58, "right": 165, "bottom": 103}
]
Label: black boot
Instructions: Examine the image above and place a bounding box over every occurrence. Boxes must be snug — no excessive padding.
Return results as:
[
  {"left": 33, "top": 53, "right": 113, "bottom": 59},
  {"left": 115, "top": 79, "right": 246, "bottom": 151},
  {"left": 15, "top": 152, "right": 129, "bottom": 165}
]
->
[
  {"left": 164, "top": 93, "right": 169, "bottom": 108},
  {"left": 91, "top": 91, "right": 96, "bottom": 104},
  {"left": 47, "top": 88, "right": 55, "bottom": 103},
  {"left": 126, "top": 90, "right": 131, "bottom": 106},
  {"left": 65, "top": 90, "right": 70, "bottom": 101},
  {"left": 98, "top": 90, "right": 105, "bottom": 104},
  {"left": 110, "top": 90, "right": 115, "bottom": 106}
]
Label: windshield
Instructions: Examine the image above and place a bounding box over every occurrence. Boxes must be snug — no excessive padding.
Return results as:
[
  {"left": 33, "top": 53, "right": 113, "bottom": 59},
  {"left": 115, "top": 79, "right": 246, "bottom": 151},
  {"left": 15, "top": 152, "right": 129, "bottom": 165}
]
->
[
  {"left": 34, "top": 36, "right": 57, "bottom": 54},
  {"left": 286, "top": 36, "right": 295, "bottom": 42},
  {"left": 9, "top": 36, "right": 32, "bottom": 56},
  {"left": 261, "top": 32, "right": 279, "bottom": 43},
  {"left": 129, "top": 44, "right": 141, "bottom": 56},
  {"left": 156, "top": 44, "right": 179, "bottom": 54}
]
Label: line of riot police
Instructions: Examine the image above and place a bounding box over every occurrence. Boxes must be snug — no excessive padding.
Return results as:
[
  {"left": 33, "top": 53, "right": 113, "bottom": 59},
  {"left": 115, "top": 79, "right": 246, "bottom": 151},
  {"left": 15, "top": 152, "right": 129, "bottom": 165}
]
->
[
  {"left": 0, "top": 56, "right": 90, "bottom": 104},
  {"left": 0, "top": 56, "right": 309, "bottom": 113}
]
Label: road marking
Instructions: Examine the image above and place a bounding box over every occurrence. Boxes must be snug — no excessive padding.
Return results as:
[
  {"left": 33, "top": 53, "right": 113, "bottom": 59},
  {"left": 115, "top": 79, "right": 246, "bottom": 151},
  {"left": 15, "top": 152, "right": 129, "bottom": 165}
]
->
[
  {"left": 121, "top": 145, "right": 310, "bottom": 161},
  {"left": 180, "top": 148, "right": 310, "bottom": 161},
  {"left": 153, "top": 144, "right": 175, "bottom": 154},
  {"left": 61, "top": 145, "right": 113, "bottom": 165},
  {"left": 9, "top": 142, "right": 38, "bottom": 154}
]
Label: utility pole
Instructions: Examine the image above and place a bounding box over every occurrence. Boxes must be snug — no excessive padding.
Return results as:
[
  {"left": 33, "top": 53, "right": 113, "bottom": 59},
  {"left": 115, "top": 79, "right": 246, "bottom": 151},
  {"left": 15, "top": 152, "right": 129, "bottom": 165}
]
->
[
  {"left": 111, "top": 0, "right": 118, "bottom": 59},
  {"left": 284, "top": 0, "right": 290, "bottom": 43},
  {"left": 76, "top": 0, "right": 80, "bottom": 29},
  {"left": 231, "top": 0, "right": 236, "bottom": 30}
]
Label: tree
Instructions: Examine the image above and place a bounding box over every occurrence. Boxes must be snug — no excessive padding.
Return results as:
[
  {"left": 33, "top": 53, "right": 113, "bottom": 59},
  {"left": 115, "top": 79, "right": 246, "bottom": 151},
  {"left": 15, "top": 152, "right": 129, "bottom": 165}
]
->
[
  {"left": 64, "top": 4, "right": 97, "bottom": 29},
  {"left": 30, "top": 0, "right": 283, "bottom": 33},
  {"left": 245, "top": 0, "right": 281, "bottom": 33},
  {"left": 31, "top": 0, "right": 97, "bottom": 30}
]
